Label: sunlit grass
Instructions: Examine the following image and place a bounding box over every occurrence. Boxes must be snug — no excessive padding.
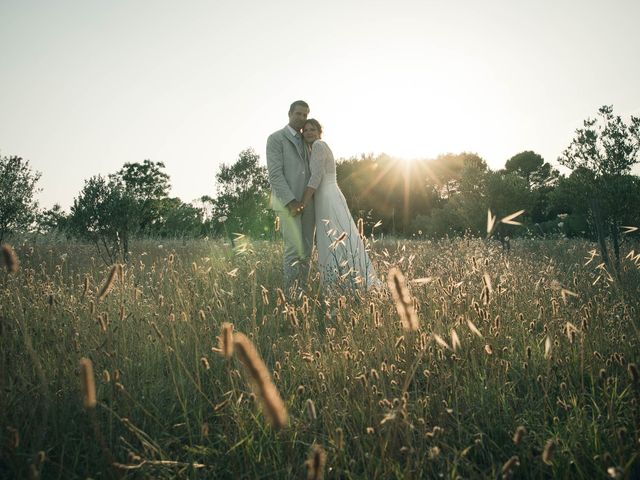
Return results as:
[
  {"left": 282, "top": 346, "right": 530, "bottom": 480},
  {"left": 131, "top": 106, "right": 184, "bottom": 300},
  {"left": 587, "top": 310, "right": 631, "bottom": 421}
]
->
[{"left": 1, "top": 236, "right": 639, "bottom": 478}]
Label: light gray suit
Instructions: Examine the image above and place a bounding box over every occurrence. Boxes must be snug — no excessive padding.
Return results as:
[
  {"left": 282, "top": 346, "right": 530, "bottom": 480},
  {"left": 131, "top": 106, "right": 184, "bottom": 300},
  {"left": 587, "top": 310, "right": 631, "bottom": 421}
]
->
[{"left": 266, "top": 125, "right": 315, "bottom": 294}]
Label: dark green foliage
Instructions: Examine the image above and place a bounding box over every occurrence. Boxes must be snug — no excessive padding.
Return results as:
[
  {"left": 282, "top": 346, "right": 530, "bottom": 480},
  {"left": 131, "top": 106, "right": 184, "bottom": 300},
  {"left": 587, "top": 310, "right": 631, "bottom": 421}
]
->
[
  {"left": 335, "top": 153, "right": 467, "bottom": 236},
  {"left": 558, "top": 105, "right": 640, "bottom": 271},
  {"left": 211, "top": 149, "right": 274, "bottom": 238},
  {"left": 559, "top": 105, "right": 640, "bottom": 176},
  {"left": 406, "top": 155, "right": 533, "bottom": 238},
  {"left": 152, "top": 197, "right": 205, "bottom": 238},
  {"left": 114, "top": 159, "right": 171, "bottom": 234},
  {"left": 0, "top": 155, "right": 41, "bottom": 242},
  {"left": 37, "top": 203, "right": 69, "bottom": 235},
  {"left": 67, "top": 161, "right": 206, "bottom": 262},
  {"left": 68, "top": 174, "right": 135, "bottom": 263}
]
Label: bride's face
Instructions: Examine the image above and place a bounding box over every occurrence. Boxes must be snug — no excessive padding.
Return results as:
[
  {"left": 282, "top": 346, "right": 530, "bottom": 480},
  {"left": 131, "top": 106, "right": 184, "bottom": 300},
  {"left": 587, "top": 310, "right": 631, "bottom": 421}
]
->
[{"left": 303, "top": 123, "right": 320, "bottom": 144}]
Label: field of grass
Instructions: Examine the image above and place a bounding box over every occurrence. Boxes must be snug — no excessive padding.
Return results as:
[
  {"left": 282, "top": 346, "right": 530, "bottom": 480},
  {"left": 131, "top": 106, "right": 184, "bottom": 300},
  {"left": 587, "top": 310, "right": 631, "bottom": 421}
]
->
[{"left": 1, "top": 236, "right": 639, "bottom": 479}]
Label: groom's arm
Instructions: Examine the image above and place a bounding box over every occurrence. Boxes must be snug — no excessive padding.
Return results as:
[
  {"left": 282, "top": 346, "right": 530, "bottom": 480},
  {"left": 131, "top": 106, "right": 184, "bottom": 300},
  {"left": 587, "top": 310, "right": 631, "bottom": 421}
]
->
[{"left": 266, "top": 133, "right": 296, "bottom": 209}]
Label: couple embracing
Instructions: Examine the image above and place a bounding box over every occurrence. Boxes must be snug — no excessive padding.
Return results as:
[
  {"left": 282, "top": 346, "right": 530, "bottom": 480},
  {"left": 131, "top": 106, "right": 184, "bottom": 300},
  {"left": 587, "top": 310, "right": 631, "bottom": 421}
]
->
[{"left": 266, "top": 100, "right": 381, "bottom": 298}]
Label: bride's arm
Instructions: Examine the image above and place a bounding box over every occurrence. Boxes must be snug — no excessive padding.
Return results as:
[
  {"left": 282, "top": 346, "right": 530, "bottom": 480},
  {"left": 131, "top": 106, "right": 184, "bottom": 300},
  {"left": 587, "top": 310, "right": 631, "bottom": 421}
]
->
[{"left": 302, "top": 141, "right": 326, "bottom": 207}]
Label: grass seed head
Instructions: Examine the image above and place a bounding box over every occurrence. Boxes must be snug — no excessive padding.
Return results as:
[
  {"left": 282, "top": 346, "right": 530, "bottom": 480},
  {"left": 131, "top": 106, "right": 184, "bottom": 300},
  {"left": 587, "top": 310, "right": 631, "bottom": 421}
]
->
[
  {"left": 99, "top": 313, "right": 110, "bottom": 332},
  {"left": 544, "top": 336, "right": 552, "bottom": 360},
  {"left": 501, "top": 455, "right": 520, "bottom": 479},
  {"left": 338, "top": 295, "right": 346, "bottom": 309},
  {"left": 451, "top": 329, "right": 461, "bottom": 352},
  {"left": 334, "top": 427, "right": 344, "bottom": 451},
  {"left": 79, "top": 357, "right": 96, "bottom": 408},
  {"left": 220, "top": 322, "right": 234, "bottom": 358},
  {"left": 512, "top": 426, "right": 526, "bottom": 445},
  {"left": 96, "top": 265, "right": 118, "bottom": 302},
  {"left": 387, "top": 267, "right": 418, "bottom": 331},
  {"left": 542, "top": 439, "right": 555, "bottom": 465},
  {"left": 434, "top": 334, "right": 450, "bottom": 350},
  {"left": 306, "top": 398, "right": 317, "bottom": 421},
  {"left": 306, "top": 444, "right": 327, "bottom": 480},
  {"left": 467, "top": 319, "right": 483, "bottom": 338},
  {"left": 1, "top": 244, "right": 19, "bottom": 274},
  {"left": 233, "top": 332, "right": 288, "bottom": 429},
  {"left": 276, "top": 287, "right": 286, "bottom": 306},
  {"left": 35, "top": 450, "right": 46, "bottom": 467},
  {"left": 200, "top": 357, "right": 210, "bottom": 370}
]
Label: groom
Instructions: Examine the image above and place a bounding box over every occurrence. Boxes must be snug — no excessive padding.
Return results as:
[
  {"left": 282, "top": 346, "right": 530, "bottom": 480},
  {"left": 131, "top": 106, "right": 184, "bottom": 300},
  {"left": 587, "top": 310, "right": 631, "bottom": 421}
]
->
[{"left": 266, "top": 100, "right": 315, "bottom": 296}]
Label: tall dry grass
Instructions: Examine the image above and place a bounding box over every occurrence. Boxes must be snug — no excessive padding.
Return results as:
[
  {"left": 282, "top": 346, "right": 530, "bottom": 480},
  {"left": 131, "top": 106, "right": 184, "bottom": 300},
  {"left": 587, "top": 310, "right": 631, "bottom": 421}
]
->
[{"left": 0, "top": 235, "right": 639, "bottom": 478}]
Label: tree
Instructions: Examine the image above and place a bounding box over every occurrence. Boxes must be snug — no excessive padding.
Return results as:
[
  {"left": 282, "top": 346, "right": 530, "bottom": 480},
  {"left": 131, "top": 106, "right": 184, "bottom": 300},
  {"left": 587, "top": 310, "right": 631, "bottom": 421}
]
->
[
  {"left": 68, "top": 175, "right": 135, "bottom": 264},
  {"left": 0, "top": 155, "right": 41, "bottom": 242},
  {"left": 212, "top": 149, "right": 274, "bottom": 237},
  {"left": 67, "top": 160, "right": 173, "bottom": 263},
  {"left": 426, "top": 152, "right": 487, "bottom": 199},
  {"left": 558, "top": 105, "right": 640, "bottom": 272},
  {"left": 505, "top": 150, "right": 559, "bottom": 190},
  {"left": 447, "top": 157, "right": 489, "bottom": 235},
  {"left": 336, "top": 153, "right": 444, "bottom": 236},
  {"left": 559, "top": 106, "right": 640, "bottom": 176},
  {"left": 505, "top": 151, "right": 544, "bottom": 183},
  {"left": 412, "top": 154, "right": 490, "bottom": 237},
  {"left": 503, "top": 151, "right": 559, "bottom": 223},
  {"left": 113, "top": 160, "right": 171, "bottom": 234},
  {"left": 151, "top": 197, "right": 204, "bottom": 238},
  {"left": 486, "top": 171, "right": 534, "bottom": 239},
  {"left": 38, "top": 204, "right": 68, "bottom": 235}
]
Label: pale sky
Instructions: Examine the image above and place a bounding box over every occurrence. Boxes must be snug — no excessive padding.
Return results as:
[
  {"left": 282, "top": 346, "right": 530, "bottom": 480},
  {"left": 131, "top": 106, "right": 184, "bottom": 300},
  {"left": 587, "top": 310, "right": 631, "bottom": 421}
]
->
[{"left": 1, "top": 0, "right": 639, "bottom": 210}]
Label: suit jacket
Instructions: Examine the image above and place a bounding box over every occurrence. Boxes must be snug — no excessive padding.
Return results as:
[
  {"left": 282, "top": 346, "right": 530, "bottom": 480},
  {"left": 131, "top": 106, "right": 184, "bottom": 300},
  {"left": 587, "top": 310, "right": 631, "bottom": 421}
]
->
[{"left": 266, "top": 126, "right": 311, "bottom": 211}]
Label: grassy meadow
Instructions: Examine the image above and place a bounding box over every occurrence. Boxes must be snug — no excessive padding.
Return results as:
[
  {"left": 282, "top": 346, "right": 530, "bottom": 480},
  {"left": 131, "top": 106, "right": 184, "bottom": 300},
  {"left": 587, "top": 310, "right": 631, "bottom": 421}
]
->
[{"left": 1, "top": 235, "right": 639, "bottom": 479}]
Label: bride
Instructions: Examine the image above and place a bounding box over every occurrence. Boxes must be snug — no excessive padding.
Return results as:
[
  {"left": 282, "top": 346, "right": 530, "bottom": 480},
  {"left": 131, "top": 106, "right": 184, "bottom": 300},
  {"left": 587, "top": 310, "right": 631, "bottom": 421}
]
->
[{"left": 300, "top": 119, "right": 381, "bottom": 294}]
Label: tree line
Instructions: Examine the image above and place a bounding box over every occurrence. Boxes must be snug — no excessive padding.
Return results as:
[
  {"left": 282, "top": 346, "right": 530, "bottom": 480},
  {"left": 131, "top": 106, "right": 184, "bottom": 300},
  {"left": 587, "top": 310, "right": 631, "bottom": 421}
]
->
[{"left": 2, "top": 105, "right": 639, "bottom": 269}]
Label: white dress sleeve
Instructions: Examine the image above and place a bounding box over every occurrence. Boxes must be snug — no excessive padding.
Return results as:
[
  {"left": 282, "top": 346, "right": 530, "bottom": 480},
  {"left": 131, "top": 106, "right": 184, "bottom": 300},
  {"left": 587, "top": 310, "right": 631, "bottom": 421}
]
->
[{"left": 307, "top": 140, "right": 328, "bottom": 189}]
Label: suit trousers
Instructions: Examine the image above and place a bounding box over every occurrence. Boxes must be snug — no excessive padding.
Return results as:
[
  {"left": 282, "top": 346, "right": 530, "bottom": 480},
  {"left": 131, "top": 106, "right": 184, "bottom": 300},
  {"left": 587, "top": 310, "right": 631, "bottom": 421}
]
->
[{"left": 279, "top": 207, "right": 315, "bottom": 296}]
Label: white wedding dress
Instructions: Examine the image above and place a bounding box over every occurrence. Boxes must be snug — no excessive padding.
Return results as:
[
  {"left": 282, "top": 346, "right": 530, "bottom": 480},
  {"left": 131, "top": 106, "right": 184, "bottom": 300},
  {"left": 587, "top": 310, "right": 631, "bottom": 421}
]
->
[{"left": 307, "top": 140, "right": 381, "bottom": 293}]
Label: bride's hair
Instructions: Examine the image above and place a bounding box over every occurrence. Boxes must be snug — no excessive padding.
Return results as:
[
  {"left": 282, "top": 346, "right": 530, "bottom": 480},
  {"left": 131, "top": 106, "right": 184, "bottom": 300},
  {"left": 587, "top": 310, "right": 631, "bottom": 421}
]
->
[{"left": 304, "top": 118, "right": 323, "bottom": 136}]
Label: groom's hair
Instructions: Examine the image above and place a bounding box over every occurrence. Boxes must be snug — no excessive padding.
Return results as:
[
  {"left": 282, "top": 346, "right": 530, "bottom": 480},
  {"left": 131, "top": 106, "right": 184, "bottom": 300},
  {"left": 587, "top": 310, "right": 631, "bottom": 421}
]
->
[{"left": 289, "top": 100, "right": 309, "bottom": 114}]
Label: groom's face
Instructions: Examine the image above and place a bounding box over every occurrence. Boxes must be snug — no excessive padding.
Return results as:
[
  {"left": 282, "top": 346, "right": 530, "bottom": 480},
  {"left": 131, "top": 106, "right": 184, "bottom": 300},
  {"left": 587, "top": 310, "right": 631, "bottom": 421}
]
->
[{"left": 288, "top": 106, "right": 309, "bottom": 131}]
